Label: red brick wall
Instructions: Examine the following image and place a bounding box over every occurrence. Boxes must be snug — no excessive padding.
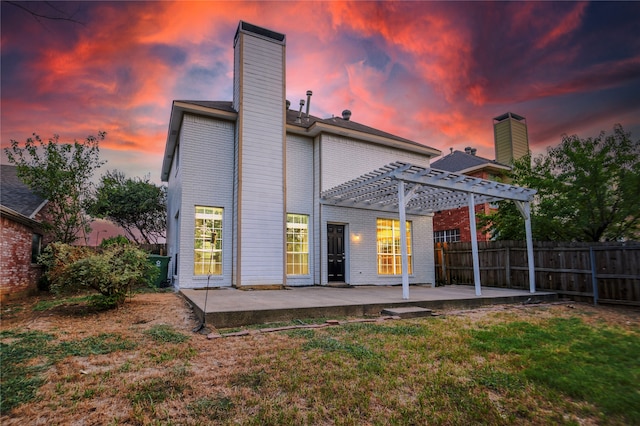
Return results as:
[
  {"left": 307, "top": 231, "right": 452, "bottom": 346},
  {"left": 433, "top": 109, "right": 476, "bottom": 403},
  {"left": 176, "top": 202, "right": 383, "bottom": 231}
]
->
[
  {"left": 433, "top": 204, "right": 492, "bottom": 242},
  {"left": 0, "top": 216, "right": 43, "bottom": 301},
  {"left": 433, "top": 169, "right": 496, "bottom": 242}
]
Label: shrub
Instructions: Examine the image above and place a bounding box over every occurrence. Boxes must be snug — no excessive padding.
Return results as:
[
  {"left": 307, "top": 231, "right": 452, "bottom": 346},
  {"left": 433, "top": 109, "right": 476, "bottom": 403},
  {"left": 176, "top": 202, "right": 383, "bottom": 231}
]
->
[
  {"left": 100, "top": 235, "right": 131, "bottom": 247},
  {"left": 39, "top": 242, "right": 158, "bottom": 308}
]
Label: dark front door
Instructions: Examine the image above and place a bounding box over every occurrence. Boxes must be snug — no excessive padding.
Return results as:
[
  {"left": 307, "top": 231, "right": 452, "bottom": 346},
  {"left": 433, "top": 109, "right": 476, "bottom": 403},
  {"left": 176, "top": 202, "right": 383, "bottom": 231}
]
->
[{"left": 327, "top": 224, "right": 345, "bottom": 282}]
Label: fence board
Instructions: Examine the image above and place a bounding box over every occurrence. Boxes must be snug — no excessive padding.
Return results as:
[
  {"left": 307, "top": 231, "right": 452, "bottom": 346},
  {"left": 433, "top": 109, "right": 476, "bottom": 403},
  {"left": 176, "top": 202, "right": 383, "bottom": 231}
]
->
[{"left": 435, "top": 241, "right": 640, "bottom": 306}]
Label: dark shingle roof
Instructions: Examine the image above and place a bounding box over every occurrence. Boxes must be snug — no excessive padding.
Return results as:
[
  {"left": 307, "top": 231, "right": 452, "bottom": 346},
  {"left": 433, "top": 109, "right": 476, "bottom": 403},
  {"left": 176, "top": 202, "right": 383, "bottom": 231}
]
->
[
  {"left": 1, "top": 164, "right": 46, "bottom": 218},
  {"left": 431, "top": 150, "right": 508, "bottom": 172},
  {"left": 174, "top": 100, "right": 436, "bottom": 153},
  {"left": 285, "top": 109, "right": 428, "bottom": 149}
]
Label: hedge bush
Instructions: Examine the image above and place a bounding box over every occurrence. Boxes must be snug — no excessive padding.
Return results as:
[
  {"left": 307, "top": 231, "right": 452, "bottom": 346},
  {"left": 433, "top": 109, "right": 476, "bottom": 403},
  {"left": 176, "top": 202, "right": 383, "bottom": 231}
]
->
[{"left": 39, "top": 242, "right": 158, "bottom": 308}]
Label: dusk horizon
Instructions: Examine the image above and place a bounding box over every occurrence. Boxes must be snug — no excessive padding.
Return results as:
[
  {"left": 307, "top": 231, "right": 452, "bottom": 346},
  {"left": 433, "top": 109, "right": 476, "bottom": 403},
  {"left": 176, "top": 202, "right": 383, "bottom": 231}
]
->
[{"left": 2, "top": 1, "right": 639, "bottom": 183}]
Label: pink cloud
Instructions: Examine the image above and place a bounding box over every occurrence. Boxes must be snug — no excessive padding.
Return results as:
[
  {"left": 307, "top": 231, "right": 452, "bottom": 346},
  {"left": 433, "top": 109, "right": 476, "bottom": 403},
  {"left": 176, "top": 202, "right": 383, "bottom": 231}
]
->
[{"left": 534, "top": 2, "right": 588, "bottom": 50}]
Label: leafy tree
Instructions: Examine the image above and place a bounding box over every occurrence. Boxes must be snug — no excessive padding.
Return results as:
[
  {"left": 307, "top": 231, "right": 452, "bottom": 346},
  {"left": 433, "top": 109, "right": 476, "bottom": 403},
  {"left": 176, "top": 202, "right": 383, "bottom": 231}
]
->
[
  {"left": 4, "top": 132, "right": 106, "bottom": 244},
  {"left": 480, "top": 124, "right": 640, "bottom": 242},
  {"left": 87, "top": 170, "right": 166, "bottom": 244}
]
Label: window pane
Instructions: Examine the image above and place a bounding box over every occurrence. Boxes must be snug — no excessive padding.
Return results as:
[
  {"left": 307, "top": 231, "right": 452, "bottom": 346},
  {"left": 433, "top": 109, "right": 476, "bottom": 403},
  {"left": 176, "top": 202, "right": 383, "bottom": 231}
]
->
[
  {"left": 286, "top": 214, "right": 309, "bottom": 275},
  {"left": 376, "top": 218, "right": 412, "bottom": 275},
  {"left": 194, "top": 206, "right": 223, "bottom": 276},
  {"left": 434, "top": 228, "right": 460, "bottom": 243},
  {"left": 31, "top": 234, "right": 42, "bottom": 263}
]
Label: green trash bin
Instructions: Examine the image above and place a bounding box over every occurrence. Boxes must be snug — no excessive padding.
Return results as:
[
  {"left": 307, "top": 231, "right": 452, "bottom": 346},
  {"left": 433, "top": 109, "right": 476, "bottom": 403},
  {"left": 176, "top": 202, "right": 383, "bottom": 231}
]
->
[{"left": 148, "top": 255, "right": 171, "bottom": 288}]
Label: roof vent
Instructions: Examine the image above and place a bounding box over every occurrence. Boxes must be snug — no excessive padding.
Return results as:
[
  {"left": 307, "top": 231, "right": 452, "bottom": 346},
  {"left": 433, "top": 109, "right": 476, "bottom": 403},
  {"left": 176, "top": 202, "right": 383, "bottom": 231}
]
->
[
  {"left": 470, "top": 148, "right": 477, "bottom": 156},
  {"left": 286, "top": 100, "right": 291, "bottom": 110},
  {"left": 464, "top": 146, "right": 472, "bottom": 154},
  {"left": 305, "top": 90, "right": 312, "bottom": 117},
  {"left": 296, "top": 99, "right": 305, "bottom": 123},
  {"left": 342, "top": 109, "right": 352, "bottom": 121}
]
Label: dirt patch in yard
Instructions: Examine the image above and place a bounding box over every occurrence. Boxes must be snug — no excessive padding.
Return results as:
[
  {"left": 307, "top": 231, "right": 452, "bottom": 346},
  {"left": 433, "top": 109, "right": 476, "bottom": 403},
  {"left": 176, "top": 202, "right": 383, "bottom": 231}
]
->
[{"left": 1, "top": 291, "right": 638, "bottom": 425}]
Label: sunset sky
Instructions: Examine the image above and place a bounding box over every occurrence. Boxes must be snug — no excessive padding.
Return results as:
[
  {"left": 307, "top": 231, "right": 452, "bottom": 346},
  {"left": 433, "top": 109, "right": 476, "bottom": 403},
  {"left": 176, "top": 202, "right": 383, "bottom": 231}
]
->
[{"left": 2, "top": 1, "right": 639, "bottom": 183}]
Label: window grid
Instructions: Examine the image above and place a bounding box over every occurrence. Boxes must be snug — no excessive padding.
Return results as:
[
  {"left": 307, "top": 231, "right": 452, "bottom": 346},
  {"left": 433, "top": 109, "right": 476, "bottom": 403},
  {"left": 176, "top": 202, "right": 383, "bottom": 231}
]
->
[
  {"left": 376, "top": 218, "right": 412, "bottom": 275},
  {"left": 194, "top": 206, "right": 223, "bottom": 276},
  {"left": 434, "top": 229, "right": 460, "bottom": 243},
  {"left": 286, "top": 214, "right": 309, "bottom": 275}
]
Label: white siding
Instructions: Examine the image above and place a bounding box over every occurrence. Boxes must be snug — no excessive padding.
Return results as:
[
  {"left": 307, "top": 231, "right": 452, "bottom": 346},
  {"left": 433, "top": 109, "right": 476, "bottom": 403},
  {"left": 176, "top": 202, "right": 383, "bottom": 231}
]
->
[
  {"left": 166, "top": 135, "right": 182, "bottom": 288},
  {"left": 321, "top": 205, "right": 435, "bottom": 286},
  {"left": 320, "top": 135, "right": 432, "bottom": 191},
  {"left": 286, "top": 134, "right": 314, "bottom": 286},
  {"left": 177, "top": 114, "right": 235, "bottom": 288},
  {"left": 235, "top": 32, "right": 286, "bottom": 286}
]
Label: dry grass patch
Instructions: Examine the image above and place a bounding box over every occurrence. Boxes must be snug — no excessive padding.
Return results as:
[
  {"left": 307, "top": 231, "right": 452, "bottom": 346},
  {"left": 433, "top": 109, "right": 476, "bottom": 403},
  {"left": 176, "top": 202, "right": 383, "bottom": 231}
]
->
[{"left": 1, "top": 292, "right": 638, "bottom": 425}]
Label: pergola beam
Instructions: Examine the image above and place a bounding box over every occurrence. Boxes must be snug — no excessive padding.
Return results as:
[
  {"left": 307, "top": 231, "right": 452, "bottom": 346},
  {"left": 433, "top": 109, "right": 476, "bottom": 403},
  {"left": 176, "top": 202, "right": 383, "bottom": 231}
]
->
[{"left": 391, "top": 167, "right": 533, "bottom": 202}]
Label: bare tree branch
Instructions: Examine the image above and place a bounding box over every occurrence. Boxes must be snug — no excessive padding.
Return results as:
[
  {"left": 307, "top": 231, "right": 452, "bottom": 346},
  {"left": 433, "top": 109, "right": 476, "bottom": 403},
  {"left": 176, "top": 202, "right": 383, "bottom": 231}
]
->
[{"left": 6, "top": 1, "right": 85, "bottom": 26}]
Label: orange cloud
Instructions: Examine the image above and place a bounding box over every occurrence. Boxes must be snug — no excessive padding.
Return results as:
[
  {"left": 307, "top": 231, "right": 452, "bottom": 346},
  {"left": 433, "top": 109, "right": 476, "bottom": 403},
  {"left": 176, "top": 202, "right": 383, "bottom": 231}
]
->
[{"left": 3, "top": 1, "right": 638, "bottom": 181}]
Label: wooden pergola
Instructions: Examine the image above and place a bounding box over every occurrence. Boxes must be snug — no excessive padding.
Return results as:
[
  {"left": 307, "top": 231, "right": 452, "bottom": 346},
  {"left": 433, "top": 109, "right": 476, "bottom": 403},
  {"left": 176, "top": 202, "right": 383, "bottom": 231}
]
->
[{"left": 320, "top": 161, "right": 537, "bottom": 299}]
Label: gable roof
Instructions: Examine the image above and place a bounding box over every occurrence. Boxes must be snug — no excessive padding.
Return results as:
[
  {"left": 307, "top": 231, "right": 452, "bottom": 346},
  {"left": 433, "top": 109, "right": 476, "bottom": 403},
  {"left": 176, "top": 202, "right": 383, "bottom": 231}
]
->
[
  {"left": 431, "top": 150, "right": 510, "bottom": 174},
  {"left": 0, "top": 165, "right": 47, "bottom": 219},
  {"left": 161, "top": 100, "right": 441, "bottom": 181}
]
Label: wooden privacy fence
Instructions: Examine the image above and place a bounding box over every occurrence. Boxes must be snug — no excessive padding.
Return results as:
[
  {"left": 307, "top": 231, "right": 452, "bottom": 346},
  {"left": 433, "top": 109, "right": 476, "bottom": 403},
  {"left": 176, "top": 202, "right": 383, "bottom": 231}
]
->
[{"left": 435, "top": 241, "right": 640, "bottom": 306}]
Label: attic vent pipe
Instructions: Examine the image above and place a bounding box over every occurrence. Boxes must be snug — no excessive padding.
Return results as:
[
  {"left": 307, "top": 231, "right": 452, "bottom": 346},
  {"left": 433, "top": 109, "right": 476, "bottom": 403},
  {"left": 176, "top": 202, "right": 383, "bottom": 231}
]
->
[
  {"left": 464, "top": 146, "right": 471, "bottom": 154},
  {"left": 296, "top": 99, "right": 305, "bottom": 123},
  {"left": 471, "top": 148, "right": 477, "bottom": 156},
  {"left": 305, "top": 90, "right": 312, "bottom": 117},
  {"left": 342, "top": 109, "right": 351, "bottom": 121}
]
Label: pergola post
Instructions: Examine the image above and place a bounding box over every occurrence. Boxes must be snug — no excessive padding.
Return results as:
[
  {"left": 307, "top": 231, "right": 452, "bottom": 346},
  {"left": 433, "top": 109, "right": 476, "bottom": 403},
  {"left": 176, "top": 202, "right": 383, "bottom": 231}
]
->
[
  {"left": 468, "top": 193, "right": 482, "bottom": 296},
  {"left": 398, "top": 180, "right": 410, "bottom": 300},
  {"left": 515, "top": 200, "right": 536, "bottom": 293}
]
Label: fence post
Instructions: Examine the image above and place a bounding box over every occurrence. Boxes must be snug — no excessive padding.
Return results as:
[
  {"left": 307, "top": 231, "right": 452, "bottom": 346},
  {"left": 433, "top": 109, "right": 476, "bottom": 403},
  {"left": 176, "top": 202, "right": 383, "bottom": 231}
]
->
[
  {"left": 505, "top": 245, "right": 511, "bottom": 287},
  {"left": 590, "top": 247, "right": 598, "bottom": 305}
]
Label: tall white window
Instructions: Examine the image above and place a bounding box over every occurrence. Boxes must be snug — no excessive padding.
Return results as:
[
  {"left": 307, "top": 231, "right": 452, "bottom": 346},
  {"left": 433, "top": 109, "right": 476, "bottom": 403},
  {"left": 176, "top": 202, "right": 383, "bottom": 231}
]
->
[
  {"left": 377, "top": 218, "right": 412, "bottom": 275},
  {"left": 286, "top": 214, "right": 309, "bottom": 275},
  {"left": 194, "top": 206, "right": 223, "bottom": 275}
]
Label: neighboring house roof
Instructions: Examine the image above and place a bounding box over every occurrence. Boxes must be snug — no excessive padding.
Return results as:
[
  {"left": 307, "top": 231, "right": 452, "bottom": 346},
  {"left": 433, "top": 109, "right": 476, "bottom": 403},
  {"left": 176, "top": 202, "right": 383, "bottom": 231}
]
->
[
  {"left": 0, "top": 164, "right": 47, "bottom": 219},
  {"left": 161, "top": 100, "right": 442, "bottom": 181},
  {"left": 431, "top": 150, "right": 511, "bottom": 175}
]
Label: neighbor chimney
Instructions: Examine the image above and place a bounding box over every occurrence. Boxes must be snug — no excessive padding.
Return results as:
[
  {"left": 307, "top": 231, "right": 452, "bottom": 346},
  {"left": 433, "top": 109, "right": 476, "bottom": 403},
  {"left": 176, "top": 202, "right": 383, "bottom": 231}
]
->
[{"left": 342, "top": 109, "right": 352, "bottom": 121}]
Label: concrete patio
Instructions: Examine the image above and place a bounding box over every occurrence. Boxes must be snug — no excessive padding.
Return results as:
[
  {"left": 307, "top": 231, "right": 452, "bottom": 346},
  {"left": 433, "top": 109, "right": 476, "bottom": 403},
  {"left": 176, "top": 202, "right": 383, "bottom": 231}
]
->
[{"left": 181, "top": 285, "right": 557, "bottom": 328}]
